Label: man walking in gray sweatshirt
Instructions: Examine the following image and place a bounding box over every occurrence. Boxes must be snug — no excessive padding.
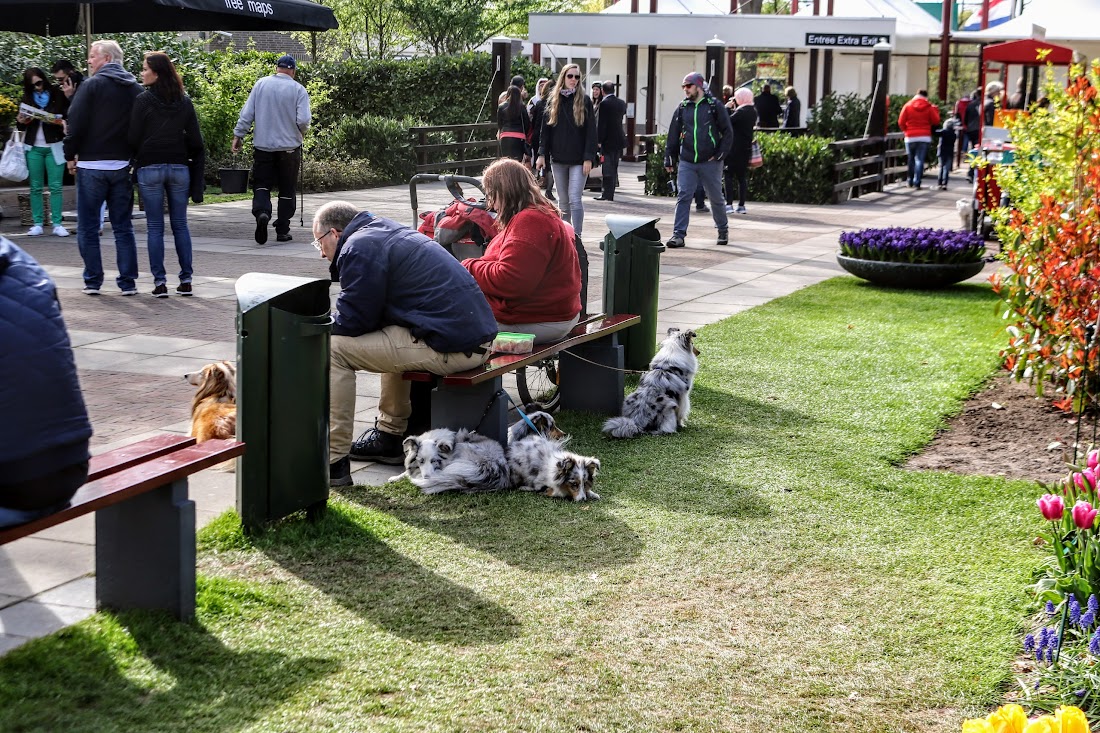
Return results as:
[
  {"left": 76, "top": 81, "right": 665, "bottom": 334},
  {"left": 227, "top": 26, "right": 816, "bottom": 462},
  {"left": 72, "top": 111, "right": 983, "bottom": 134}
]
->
[{"left": 232, "top": 55, "right": 311, "bottom": 244}]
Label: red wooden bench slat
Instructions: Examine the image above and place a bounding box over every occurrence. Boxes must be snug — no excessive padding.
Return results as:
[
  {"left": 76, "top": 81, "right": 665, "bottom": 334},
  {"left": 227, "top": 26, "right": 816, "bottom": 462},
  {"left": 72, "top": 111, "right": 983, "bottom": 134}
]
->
[
  {"left": 89, "top": 434, "right": 196, "bottom": 482},
  {"left": 0, "top": 439, "right": 245, "bottom": 545},
  {"left": 438, "top": 314, "right": 640, "bottom": 386}
]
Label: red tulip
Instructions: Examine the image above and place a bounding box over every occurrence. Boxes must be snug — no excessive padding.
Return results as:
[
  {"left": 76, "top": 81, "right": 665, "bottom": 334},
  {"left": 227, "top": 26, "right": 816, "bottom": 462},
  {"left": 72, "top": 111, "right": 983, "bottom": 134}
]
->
[
  {"left": 1039, "top": 494, "right": 1066, "bottom": 521},
  {"left": 1073, "top": 500, "right": 1099, "bottom": 530}
]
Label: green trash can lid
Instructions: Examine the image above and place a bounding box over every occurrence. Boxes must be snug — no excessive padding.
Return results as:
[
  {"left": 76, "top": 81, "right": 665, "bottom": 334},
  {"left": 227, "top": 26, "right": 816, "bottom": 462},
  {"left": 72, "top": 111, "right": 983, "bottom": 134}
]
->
[
  {"left": 236, "top": 272, "right": 331, "bottom": 314},
  {"left": 605, "top": 214, "right": 661, "bottom": 240}
]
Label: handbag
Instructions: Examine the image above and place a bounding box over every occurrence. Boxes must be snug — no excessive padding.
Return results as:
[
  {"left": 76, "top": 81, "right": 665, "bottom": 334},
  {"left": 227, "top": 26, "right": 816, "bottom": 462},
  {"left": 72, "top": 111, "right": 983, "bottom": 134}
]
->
[
  {"left": 749, "top": 140, "right": 764, "bottom": 169},
  {"left": 0, "top": 130, "right": 28, "bottom": 182}
]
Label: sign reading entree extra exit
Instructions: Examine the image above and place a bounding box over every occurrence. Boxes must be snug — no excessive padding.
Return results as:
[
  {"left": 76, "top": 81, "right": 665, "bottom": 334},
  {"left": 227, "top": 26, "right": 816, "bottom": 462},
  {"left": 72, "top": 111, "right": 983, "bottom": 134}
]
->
[{"left": 804, "top": 33, "right": 890, "bottom": 47}]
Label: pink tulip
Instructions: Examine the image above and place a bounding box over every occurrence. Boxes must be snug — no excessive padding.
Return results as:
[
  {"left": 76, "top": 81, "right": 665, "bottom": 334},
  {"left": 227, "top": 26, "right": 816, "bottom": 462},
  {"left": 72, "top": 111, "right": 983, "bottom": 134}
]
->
[
  {"left": 1039, "top": 494, "right": 1066, "bottom": 521},
  {"left": 1074, "top": 500, "right": 1099, "bottom": 530},
  {"left": 1074, "top": 471, "right": 1095, "bottom": 493},
  {"left": 1088, "top": 449, "right": 1098, "bottom": 471}
]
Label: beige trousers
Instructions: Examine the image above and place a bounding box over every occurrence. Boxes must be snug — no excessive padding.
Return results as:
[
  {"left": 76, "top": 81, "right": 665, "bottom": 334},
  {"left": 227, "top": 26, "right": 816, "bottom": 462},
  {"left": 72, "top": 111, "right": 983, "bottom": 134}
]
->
[{"left": 329, "top": 325, "right": 488, "bottom": 462}]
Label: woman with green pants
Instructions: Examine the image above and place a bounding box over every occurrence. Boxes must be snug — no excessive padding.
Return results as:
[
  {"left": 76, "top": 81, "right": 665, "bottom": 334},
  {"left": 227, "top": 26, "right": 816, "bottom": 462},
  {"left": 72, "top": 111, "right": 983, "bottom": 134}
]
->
[{"left": 16, "top": 67, "right": 70, "bottom": 237}]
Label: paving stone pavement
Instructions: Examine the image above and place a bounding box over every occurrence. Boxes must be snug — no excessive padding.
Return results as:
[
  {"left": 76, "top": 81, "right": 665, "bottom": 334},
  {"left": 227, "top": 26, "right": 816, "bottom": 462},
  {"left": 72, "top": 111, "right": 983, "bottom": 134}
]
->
[{"left": 0, "top": 162, "right": 972, "bottom": 652}]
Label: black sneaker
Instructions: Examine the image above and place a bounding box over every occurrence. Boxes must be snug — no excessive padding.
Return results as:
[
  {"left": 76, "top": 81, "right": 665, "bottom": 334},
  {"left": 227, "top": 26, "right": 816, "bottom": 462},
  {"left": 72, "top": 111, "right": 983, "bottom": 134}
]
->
[
  {"left": 348, "top": 428, "right": 404, "bottom": 464},
  {"left": 329, "top": 456, "right": 353, "bottom": 487},
  {"left": 176, "top": 282, "right": 193, "bottom": 296},
  {"left": 695, "top": 204, "right": 709, "bottom": 212},
  {"left": 152, "top": 283, "right": 169, "bottom": 298},
  {"left": 255, "top": 212, "right": 270, "bottom": 244},
  {"left": 276, "top": 233, "right": 292, "bottom": 242},
  {"left": 666, "top": 235, "right": 686, "bottom": 249},
  {"left": 716, "top": 230, "right": 729, "bottom": 246}
]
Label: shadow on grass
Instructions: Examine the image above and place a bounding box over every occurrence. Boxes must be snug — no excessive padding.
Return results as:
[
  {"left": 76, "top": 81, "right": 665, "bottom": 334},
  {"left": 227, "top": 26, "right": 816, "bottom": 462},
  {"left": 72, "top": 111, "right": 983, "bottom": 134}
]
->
[
  {"left": 344, "top": 483, "right": 643, "bottom": 574},
  {"left": 256, "top": 508, "right": 521, "bottom": 645},
  {"left": 0, "top": 580, "right": 336, "bottom": 733}
]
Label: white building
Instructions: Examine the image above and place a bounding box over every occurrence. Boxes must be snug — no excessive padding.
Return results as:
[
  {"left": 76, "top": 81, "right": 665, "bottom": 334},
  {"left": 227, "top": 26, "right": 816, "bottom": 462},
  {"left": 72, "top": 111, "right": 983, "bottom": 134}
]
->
[{"left": 529, "top": 0, "right": 943, "bottom": 146}]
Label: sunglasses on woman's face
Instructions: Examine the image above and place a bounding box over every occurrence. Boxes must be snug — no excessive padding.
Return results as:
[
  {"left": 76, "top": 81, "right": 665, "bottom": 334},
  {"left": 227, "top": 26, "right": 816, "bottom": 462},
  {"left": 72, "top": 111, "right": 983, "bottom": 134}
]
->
[
  {"left": 565, "top": 73, "right": 580, "bottom": 80},
  {"left": 32, "top": 79, "right": 45, "bottom": 87}
]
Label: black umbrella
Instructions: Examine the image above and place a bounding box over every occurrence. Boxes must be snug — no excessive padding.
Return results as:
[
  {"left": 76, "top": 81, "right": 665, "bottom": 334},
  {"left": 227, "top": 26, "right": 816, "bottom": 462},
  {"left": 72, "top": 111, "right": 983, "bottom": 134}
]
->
[{"left": 0, "top": 0, "right": 338, "bottom": 36}]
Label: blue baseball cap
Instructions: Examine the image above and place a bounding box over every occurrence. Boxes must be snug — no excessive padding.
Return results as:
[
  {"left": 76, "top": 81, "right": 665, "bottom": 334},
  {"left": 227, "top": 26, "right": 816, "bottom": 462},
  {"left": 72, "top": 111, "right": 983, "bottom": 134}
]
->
[{"left": 276, "top": 55, "right": 297, "bottom": 70}]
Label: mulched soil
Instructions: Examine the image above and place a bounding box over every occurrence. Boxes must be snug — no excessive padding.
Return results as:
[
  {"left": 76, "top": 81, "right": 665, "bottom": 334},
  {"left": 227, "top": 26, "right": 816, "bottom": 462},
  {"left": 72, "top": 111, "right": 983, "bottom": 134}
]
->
[{"left": 905, "top": 371, "right": 1099, "bottom": 483}]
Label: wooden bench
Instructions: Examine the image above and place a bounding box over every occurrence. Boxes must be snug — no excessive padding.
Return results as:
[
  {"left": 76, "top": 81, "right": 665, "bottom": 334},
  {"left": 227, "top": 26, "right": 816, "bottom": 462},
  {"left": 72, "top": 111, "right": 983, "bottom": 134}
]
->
[
  {"left": 0, "top": 434, "right": 245, "bottom": 621},
  {"left": 404, "top": 313, "right": 640, "bottom": 446}
]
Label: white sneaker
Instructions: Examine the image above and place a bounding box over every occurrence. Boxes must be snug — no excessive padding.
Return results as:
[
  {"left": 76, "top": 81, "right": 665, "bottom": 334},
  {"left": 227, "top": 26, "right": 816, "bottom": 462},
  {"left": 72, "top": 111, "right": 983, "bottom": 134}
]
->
[
  {"left": 52, "top": 225, "right": 70, "bottom": 237},
  {"left": 724, "top": 204, "right": 734, "bottom": 214},
  {"left": 26, "top": 225, "right": 44, "bottom": 236}
]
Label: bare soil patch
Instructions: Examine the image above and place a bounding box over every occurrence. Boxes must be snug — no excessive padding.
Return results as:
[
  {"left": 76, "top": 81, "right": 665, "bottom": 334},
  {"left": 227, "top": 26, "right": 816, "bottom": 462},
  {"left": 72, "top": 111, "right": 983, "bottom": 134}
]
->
[{"left": 906, "top": 371, "right": 1098, "bottom": 483}]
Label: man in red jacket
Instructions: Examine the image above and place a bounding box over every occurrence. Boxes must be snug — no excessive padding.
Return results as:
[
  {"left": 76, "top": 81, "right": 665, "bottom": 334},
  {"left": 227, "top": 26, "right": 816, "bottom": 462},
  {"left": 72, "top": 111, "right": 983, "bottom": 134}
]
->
[{"left": 897, "top": 89, "right": 941, "bottom": 190}]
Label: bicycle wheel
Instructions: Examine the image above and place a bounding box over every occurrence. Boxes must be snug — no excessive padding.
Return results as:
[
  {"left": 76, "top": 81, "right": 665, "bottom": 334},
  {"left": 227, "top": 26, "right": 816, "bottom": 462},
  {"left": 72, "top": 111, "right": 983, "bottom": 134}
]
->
[{"left": 516, "top": 356, "right": 561, "bottom": 413}]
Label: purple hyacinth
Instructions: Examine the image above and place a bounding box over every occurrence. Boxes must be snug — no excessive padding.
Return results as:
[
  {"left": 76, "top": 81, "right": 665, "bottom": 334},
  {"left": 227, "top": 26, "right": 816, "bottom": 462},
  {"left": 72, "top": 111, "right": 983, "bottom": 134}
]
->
[
  {"left": 1070, "top": 596, "right": 1082, "bottom": 625},
  {"left": 837, "top": 227, "right": 986, "bottom": 264},
  {"left": 1025, "top": 633, "right": 1037, "bottom": 652},
  {"left": 1047, "top": 644, "right": 1056, "bottom": 663},
  {"left": 1082, "top": 610, "right": 1096, "bottom": 628},
  {"left": 1047, "top": 601, "right": 1057, "bottom": 615},
  {"left": 1091, "top": 630, "right": 1100, "bottom": 656},
  {"left": 1089, "top": 595, "right": 1098, "bottom": 615}
]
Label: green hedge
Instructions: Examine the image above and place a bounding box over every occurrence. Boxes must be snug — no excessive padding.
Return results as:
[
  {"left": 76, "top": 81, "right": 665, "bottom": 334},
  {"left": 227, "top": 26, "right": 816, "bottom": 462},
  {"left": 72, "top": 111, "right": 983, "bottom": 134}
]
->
[
  {"left": 301, "top": 53, "right": 544, "bottom": 130},
  {"left": 646, "top": 132, "right": 836, "bottom": 205}
]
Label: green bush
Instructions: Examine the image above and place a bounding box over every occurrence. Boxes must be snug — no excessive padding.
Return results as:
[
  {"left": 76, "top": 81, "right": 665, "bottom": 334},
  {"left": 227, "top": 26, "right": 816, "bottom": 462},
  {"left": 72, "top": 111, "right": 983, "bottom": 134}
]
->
[
  {"left": 809, "top": 92, "right": 870, "bottom": 140},
  {"left": 190, "top": 52, "right": 281, "bottom": 164},
  {"left": 750, "top": 133, "right": 835, "bottom": 204},
  {"left": 323, "top": 114, "right": 423, "bottom": 184},
  {"left": 647, "top": 132, "right": 835, "bottom": 205},
  {"left": 302, "top": 157, "right": 385, "bottom": 192},
  {"left": 300, "top": 53, "right": 545, "bottom": 130}
]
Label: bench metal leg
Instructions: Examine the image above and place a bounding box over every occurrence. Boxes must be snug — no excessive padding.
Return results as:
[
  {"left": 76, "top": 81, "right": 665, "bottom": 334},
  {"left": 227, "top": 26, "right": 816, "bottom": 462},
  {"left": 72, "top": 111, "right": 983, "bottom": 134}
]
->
[
  {"left": 559, "top": 338, "right": 625, "bottom": 414},
  {"left": 432, "top": 377, "right": 508, "bottom": 448},
  {"left": 95, "top": 479, "right": 195, "bottom": 621}
]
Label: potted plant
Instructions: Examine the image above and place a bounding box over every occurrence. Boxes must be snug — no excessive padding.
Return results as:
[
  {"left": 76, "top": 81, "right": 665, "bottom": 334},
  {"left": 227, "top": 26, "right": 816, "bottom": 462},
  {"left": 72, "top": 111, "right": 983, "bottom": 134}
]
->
[{"left": 837, "top": 227, "right": 987, "bottom": 288}]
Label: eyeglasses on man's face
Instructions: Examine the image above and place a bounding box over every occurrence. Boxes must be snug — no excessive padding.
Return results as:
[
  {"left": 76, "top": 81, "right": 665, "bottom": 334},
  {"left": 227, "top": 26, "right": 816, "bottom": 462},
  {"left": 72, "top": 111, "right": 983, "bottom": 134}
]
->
[
  {"left": 311, "top": 229, "right": 334, "bottom": 251},
  {"left": 565, "top": 73, "right": 580, "bottom": 80}
]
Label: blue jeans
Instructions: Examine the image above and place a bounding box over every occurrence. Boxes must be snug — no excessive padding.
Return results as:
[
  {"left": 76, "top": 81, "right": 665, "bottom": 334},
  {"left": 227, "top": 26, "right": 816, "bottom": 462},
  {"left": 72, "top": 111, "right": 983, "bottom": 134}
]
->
[
  {"left": 550, "top": 162, "right": 588, "bottom": 237},
  {"left": 76, "top": 167, "right": 138, "bottom": 291},
  {"left": 137, "top": 164, "right": 193, "bottom": 286},
  {"left": 938, "top": 155, "right": 952, "bottom": 186},
  {"left": 673, "top": 159, "right": 728, "bottom": 236},
  {"left": 905, "top": 140, "right": 930, "bottom": 187}
]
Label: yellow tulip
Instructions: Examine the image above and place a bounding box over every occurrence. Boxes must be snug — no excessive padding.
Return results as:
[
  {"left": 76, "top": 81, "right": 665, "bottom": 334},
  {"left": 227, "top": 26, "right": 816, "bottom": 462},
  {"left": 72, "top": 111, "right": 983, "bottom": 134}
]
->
[
  {"left": 1054, "top": 706, "right": 1091, "bottom": 733},
  {"left": 963, "top": 720, "right": 996, "bottom": 733},
  {"left": 1024, "top": 716, "right": 1059, "bottom": 733},
  {"left": 989, "top": 704, "right": 1029, "bottom": 733}
]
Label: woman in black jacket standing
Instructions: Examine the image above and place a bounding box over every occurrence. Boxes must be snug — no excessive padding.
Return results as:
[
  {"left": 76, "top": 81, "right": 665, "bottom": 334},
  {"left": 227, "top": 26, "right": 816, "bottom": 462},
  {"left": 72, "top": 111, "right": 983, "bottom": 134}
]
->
[
  {"left": 16, "top": 68, "right": 69, "bottom": 237},
  {"left": 535, "top": 64, "right": 597, "bottom": 239},
  {"left": 128, "top": 51, "right": 204, "bottom": 298},
  {"left": 497, "top": 85, "right": 530, "bottom": 162},
  {"left": 725, "top": 87, "right": 757, "bottom": 215}
]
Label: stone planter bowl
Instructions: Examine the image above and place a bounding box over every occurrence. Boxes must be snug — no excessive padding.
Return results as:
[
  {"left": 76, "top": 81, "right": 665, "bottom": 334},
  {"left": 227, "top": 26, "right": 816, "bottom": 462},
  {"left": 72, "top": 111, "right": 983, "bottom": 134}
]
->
[{"left": 836, "top": 254, "right": 986, "bottom": 289}]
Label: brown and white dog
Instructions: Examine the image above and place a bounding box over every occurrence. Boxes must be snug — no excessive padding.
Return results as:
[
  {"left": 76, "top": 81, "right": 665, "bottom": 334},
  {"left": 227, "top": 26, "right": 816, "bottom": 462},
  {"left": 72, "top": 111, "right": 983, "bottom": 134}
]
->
[{"left": 184, "top": 361, "right": 237, "bottom": 444}]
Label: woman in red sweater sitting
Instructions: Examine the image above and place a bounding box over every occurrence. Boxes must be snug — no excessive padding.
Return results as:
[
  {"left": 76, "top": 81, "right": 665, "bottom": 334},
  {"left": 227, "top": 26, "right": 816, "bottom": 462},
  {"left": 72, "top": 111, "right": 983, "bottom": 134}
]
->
[{"left": 463, "top": 158, "right": 582, "bottom": 343}]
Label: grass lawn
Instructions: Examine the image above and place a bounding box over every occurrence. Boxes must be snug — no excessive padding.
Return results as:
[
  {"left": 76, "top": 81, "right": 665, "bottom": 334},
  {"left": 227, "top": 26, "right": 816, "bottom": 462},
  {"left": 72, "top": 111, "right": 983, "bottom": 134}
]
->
[
  {"left": 195, "top": 187, "right": 252, "bottom": 205},
  {"left": 0, "top": 277, "right": 1042, "bottom": 732}
]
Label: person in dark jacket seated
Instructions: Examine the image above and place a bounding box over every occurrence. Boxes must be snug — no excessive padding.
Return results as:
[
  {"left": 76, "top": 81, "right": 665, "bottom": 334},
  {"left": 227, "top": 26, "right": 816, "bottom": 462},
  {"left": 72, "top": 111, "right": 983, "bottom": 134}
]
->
[
  {"left": 0, "top": 237, "right": 93, "bottom": 527},
  {"left": 310, "top": 202, "right": 499, "bottom": 486}
]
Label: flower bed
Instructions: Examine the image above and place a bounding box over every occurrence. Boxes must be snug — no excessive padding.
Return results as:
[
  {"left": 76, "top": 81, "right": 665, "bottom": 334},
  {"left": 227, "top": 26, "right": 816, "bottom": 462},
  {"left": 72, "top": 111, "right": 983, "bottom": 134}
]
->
[{"left": 838, "top": 227, "right": 986, "bottom": 264}]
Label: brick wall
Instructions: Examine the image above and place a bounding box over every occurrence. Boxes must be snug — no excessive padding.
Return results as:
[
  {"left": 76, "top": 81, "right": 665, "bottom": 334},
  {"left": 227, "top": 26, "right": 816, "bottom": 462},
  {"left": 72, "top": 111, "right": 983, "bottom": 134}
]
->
[{"left": 207, "top": 31, "right": 311, "bottom": 61}]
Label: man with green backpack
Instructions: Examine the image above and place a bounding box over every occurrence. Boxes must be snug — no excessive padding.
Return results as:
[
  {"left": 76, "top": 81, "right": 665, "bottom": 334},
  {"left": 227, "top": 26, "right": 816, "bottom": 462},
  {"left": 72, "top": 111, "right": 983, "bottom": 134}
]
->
[{"left": 663, "top": 72, "right": 733, "bottom": 248}]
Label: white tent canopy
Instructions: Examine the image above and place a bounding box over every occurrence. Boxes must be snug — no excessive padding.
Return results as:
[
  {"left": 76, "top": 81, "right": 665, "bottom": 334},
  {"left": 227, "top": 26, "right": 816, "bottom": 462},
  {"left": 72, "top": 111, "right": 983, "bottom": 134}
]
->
[{"left": 953, "top": 0, "right": 1100, "bottom": 44}]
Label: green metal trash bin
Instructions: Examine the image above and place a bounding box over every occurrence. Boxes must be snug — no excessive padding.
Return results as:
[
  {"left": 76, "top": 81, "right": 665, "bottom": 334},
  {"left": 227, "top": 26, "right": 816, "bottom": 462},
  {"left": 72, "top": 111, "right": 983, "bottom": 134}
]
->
[
  {"left": 236, "top": 273, "right": 333, "bottom": 532},
  {"left": 600, "top": 214, "right": 665, "bottom": 370}
]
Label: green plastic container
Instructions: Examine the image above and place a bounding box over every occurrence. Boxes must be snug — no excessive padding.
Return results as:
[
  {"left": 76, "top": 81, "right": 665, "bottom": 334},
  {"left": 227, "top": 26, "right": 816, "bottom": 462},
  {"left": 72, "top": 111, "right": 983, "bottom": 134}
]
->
[{"left": 600, "top": 215, "right": 665, "bottom": 370}]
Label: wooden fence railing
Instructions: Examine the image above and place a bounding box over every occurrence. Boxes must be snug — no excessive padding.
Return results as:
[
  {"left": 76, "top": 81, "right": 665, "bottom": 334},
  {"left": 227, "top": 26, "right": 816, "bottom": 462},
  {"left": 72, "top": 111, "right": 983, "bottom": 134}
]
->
[
  {"left": 827, "top": 132, "right": 908, "bottom": 204},
  {"left": 410, "top": 123, "right": 500, "bottom": 175}
]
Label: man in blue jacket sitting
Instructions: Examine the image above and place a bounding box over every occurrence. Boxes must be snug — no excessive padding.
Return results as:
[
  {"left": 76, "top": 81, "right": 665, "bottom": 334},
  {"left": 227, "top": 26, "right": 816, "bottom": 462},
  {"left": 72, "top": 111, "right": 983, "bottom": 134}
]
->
[
  {"left": 0, "top": 237, "right": 93, "bottom": 526},
  {"left": 311, "top": 202, "right": 499, "bottom": 487}
]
